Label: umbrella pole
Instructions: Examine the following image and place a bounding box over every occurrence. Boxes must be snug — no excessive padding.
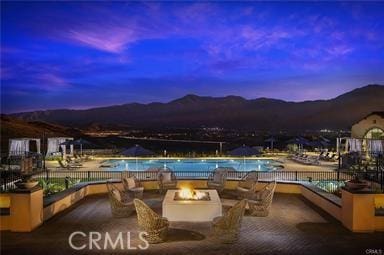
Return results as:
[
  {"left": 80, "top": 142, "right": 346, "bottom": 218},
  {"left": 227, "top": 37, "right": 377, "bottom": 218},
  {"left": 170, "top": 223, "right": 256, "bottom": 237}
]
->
[
  {"left": 136, "top": 157, "right": 138, "bottom": 171},
  {"left": 80, "top": 144, "right": 83, "bottom": 156}
]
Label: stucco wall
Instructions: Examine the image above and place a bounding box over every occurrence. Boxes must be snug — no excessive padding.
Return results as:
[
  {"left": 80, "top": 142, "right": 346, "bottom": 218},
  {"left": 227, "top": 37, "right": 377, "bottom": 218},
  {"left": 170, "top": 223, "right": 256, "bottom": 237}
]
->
[{"left": 351, "top": 114, "right": 384, "bottom": 138}]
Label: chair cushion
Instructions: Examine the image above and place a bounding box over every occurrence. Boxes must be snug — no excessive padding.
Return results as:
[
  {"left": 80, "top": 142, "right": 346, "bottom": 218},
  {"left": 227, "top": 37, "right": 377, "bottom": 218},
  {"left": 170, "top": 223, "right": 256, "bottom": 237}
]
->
[
  {"left": 213, "top": 173, "right": 223, "bottom": 183},
  {"left": 111, "top": 189, "right": 121, "bottom": 202},
  {"left": 130, "top": 187, "right": 144, "bottom": 192},
  {"left": 162, "top": 172, "right": 172, "bottom": 183},
  {"left": 212, "top": 216, "right": 223, "bottom": 225},
  {"left": 255, "top": 189, "right": 270, "bottom": 201},
  {"left": 236, "top": 186, "right": 249, "bottom": 193},
  {"left": 125, "top": 177, "right": 136, "bottom": 189},
  {"left": 241, "top": 180, "right": 254, "bottom": 189},
  {"left": 208, "top": 182, "right": 221, "bottom": 187}
]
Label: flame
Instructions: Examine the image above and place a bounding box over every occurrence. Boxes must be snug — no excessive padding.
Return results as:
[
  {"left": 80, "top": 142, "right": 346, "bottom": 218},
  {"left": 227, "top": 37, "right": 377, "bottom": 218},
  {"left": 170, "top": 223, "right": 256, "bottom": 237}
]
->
[
  {"left": 180, "top": 187, "right": 193, "bottom": 199},
  {"left": 179, "top": 187, "right": 206, "bottom": 200}
]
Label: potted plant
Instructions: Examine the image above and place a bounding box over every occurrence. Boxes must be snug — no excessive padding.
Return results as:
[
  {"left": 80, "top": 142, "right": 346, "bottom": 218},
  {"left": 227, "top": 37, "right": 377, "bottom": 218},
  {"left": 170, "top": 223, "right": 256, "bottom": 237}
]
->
[{"left": 345, "top": 174, "right": 368, "bottom": 190}]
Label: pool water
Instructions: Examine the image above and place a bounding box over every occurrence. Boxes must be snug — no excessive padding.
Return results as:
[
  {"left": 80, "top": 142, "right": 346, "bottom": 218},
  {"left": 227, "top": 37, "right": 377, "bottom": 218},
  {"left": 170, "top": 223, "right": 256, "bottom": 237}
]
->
[{"left": 103, "top": 158, "right": 280, "bottom": 172}]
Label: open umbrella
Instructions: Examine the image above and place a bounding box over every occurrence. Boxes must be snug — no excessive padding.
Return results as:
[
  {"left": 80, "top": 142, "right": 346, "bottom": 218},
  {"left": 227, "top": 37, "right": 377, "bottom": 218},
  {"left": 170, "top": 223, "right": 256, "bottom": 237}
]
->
[
  {"left": 286, "top": 136, "right": 310, "bottom": 152},
  {"left": 60, "top": 138, "right": 95, "bottom": 155},
  {"left": 310, "top": 140, "right": 329, "bottom": 148},
  {"left": 120, "top": 145, "right": 155, "bottom": 171},
  {"left": 228, "top": 145, "right": 260, "bottom": 171},
  {"left": 265, "top": 137, "right": 277, "bottom": 150},
  {"left": 72, "top": 138, "right": 95, "bottom": 155},
  {"left": 319, "top": 136, "right": 331, "bottom": 143}
]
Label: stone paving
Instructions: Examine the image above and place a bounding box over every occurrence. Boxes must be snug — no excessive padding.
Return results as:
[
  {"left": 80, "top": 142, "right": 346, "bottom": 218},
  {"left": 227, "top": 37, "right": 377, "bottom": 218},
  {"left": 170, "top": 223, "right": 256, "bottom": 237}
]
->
[{"left": 1, "top": 192, "right": 383, "bottom": 255}]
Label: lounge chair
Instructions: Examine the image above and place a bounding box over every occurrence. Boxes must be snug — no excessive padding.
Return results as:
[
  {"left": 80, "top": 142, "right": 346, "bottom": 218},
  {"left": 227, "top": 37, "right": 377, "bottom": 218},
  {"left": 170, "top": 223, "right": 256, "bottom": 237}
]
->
[
  {"left": 236, "top": 171, "right": 258, "bottom": 199},
  {"left": 157, "top": 169, "right": 177, "bottom": 194},
  {"left": 325, "top": 153, "right": 337, "bottom": 161},
  {"left": 247, "top": 180, "right": 277, "bottom": 217},
  {"left": 122, "top": 175, "right": 144, "bottom": 199},
  {"left": 212, "top": 199, "right": 247, "bottom": 243},
  {"left": 66, "top": 157, "right": 82, "bottom": 166},
  {"left": 57, "top": 160, "right": 82, "bottom": 169},
  {"left": 106, "top": 182, "right": 135, "bottom": 218},
  {"left": 207, "top": 168, "right": 228, "bottom": 193},
  {"left": 320, "top": 152, "right": 330, "bottom": 160},
  {"left": 67, "top": 156, "right": 82, "bottom": 164},
  {"left": 133, "top": 198, "right": 169, "bottom": 243}
]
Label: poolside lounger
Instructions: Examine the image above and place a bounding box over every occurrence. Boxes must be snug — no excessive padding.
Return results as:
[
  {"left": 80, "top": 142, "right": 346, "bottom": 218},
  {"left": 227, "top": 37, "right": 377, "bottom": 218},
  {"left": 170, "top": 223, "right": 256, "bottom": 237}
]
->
[{"left": 58, "top": 160, "right": 82, "bottom": 169}]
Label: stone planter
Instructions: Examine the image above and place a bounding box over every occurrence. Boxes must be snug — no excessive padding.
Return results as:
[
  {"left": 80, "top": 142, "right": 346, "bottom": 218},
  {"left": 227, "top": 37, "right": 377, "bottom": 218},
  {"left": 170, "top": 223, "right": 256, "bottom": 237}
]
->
[
  {"left": 345, "top": 181, "right": 368, "bottom": 190},
  {"left": 15, "top": 180, "right": 39, "bottom": 190}
]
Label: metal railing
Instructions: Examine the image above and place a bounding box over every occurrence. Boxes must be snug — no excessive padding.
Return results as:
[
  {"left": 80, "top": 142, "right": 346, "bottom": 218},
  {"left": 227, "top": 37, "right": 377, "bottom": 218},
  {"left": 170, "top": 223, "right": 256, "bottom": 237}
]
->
[
  {"left": 1, "top": 169, "right": 382, "bottom": 193},
  {"left": 0, "top": 170, "right": 23, "bottom": 192}
]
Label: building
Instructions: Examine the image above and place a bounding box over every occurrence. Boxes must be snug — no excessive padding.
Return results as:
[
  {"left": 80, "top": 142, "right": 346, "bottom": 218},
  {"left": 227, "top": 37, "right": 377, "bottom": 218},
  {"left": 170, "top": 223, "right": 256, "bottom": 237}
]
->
[{"left": 351, "top": 112, "right": 384, "bottom": 139}]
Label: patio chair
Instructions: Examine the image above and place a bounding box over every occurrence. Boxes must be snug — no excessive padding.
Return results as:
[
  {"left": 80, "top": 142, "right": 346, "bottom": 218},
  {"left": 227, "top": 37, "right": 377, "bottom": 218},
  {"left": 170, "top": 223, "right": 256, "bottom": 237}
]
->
[
  {"left": 157, "top": 169, "right": 177, "bottom": 194},
  {"left": 247, "top": 180, "right": 277, "bottom": 217},
  {"left": 122, "top": 175, "right": 144, "bottom": 199},
  {"left": 67, "top": 156, "right": 82, "bottom": 164},
  {"left": 106, "top": 182, "right": 135, "bottom": 218},
  {"left": 236, "top": 171, "right": 258, "bottom": 199},
  {"left": 207, "top": 168, "right": 228, "bottom": 193},
  {"left": 212, "top": 199, "right": 247, "bottom": 243},
  {"left": 57, "top": 160, "right": 82, "bottom": 169},
  {"left": 133, "top": 198, "right": 169, "bottom": 243}
]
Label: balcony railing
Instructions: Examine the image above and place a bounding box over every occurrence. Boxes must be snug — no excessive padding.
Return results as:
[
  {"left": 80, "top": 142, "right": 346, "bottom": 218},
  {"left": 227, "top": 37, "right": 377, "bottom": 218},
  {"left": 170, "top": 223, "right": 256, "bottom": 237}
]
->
[{"left": 1, "top": 169, "right": 383, "bottom": 193}]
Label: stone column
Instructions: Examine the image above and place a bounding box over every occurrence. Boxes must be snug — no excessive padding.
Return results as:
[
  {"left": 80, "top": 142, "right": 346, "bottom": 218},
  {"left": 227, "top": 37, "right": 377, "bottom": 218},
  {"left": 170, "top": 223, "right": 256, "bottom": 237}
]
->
[
  {"left": 341, "top": 188, "right": 375, "bottom": 232},
  {"left": 10, "top": 186, "right": 43, "bottom": 232}
]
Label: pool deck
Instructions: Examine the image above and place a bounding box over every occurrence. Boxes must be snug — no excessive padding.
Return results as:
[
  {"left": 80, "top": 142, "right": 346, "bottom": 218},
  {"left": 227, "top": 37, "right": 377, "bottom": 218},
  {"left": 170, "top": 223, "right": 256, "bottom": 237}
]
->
[{"left": 1, "top": 191, "right": 383, "bottom": 255}]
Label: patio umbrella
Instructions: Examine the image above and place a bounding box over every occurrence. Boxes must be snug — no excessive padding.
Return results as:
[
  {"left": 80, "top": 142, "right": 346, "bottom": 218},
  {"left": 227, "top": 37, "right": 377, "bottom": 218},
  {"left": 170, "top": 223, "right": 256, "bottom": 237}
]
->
[
  {"left": 286, "top": 137, "right": 310, "bottom": 152},
  {"left": 120, "top": 145, "right": 155, "bottom": 171},
  {"left": 319, "top": 136, "right": 331, "bottom": 143},
  {"left": 228, "top": 145, "right": 260, "bottom": 171},
  {"left": 60, "top": 138, "right": 95, "bottom": 155},
  {"left": 310, "top": 140, "right": 329, "bottom": 148},
  {"left": 265, "top": 137, "right": 277, "bottom": 150},
  {"left": 72, "top": 138, "right": 95, "bottom": 155}
]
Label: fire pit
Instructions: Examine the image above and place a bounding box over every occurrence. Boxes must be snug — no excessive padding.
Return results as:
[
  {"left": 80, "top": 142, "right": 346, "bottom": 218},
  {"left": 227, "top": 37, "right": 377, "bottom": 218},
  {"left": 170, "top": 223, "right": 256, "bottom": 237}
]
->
[
  {"left": 162, "top": 188, "right": 222, "bottom": 222},
  {"left": 174, "top": 188, "right": 211, "bottom": 201}
]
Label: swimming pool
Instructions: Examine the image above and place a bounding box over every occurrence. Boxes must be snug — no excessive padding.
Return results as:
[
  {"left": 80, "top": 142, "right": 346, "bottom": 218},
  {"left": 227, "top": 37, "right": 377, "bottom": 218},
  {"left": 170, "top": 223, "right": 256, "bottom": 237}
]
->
[{"left": 102, "top": 158, "right": 281, "bottom": 172}]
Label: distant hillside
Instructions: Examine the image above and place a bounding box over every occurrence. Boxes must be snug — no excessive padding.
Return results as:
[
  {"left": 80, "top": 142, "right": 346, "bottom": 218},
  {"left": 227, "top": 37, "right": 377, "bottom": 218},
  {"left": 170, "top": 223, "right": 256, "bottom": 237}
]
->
[
  {"left": 10, "top": 84, "right": 384, "bottom": 132},
  {"left": 0, "top": 115, "right": 83, "bottom": 153}
]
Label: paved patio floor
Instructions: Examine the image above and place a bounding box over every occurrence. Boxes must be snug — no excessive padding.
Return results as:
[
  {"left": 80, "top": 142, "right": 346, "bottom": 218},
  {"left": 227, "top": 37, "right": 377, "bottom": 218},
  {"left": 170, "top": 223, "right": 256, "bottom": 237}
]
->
[{"left": 1, "top": 192, "right": 383, "bottom": 255}]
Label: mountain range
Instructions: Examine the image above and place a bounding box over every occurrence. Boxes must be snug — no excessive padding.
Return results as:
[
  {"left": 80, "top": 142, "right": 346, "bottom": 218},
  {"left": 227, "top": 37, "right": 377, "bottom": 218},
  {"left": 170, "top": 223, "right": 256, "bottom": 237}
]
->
[{"left": 10, "top": 84, "right": 384, "bottom": 132}]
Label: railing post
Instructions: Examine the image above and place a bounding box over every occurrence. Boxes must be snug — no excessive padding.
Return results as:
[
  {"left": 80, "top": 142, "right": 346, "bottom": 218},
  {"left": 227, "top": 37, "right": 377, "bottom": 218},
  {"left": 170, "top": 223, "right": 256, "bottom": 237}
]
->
[
  {"left": 45, "top": 169, "right": 49, "bottom": 181},
  {"left": 295, "top": 171, "right": 298, "bottom": 181},
  {"left": 65, "top": 176, "right": 69, "bottom": 189},
  {"left": 337, "top": 169, "right": 340, "bottom": 182},
  {"left": 87, "top": 171, "right": 90, "bottom": 181}
]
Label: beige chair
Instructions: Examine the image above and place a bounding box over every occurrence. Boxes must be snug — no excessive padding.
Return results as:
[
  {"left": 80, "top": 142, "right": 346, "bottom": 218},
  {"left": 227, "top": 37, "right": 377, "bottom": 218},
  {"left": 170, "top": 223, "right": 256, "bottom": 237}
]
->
[
  {"left": 212, "top": 199, "right": 247, "bottom": 243},
  {"left": 106, "top": 182, "right": 135, "bottom": 218},
  {"left": 247, "top": 181, "right": 277, "bottom": 217},
  {"left": 133, "top": 199, "right": 169, "bottom": 243},
  {"left": 236, "top": 171, "right": 258, "bottom": 199},
  {"left": 207, "top": 168, "right": 228, "bottom": 193},
  {"left": 123, "top": 176, "right": 144, "bottom": 199},
  {"left": 157, "top": 170, "right": 177, "bottom": 194}
]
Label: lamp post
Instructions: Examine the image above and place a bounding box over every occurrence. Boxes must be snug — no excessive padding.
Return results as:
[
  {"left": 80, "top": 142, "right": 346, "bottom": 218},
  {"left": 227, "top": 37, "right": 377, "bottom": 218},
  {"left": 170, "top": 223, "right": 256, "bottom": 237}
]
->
[{"left": 42, "top": 131, "right": 46, "bottom": 170}]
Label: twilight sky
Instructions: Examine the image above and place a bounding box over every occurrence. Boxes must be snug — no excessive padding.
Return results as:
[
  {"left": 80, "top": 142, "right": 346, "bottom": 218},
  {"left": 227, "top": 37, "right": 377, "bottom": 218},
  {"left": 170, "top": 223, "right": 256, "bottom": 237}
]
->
[{"left": 1, "top": 1, "right": 384, "bottom": 113}]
